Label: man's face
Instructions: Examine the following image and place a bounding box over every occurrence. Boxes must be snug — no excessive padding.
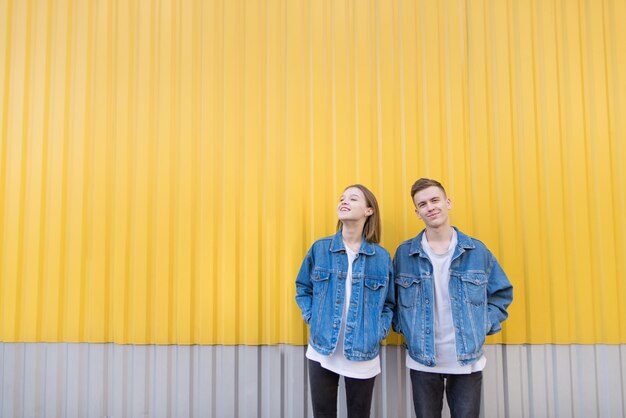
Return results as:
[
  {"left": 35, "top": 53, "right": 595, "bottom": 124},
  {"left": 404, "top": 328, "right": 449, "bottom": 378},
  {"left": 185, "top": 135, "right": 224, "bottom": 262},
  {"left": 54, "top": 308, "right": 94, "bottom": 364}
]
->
[{"left": 413, "top": 186, "right": 452, "bottom": 228}]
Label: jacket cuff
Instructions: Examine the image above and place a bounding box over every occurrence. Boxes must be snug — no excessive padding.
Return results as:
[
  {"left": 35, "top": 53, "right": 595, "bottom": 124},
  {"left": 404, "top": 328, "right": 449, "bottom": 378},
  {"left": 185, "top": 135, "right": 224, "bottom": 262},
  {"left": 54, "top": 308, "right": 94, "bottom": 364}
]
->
[{"left": 487, "top": 316, "right": 501, "bottom": 335}]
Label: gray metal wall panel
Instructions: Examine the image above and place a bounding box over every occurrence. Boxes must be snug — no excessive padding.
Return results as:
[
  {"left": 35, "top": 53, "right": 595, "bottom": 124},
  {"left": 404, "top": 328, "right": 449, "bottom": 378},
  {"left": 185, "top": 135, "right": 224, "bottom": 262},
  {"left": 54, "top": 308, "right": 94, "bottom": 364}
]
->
[
  {"left": 1, "top": 343, "right": 625, "bottom": 417},
  {"left": 596, "top": 345, "right": 622, "bottom": 418}
]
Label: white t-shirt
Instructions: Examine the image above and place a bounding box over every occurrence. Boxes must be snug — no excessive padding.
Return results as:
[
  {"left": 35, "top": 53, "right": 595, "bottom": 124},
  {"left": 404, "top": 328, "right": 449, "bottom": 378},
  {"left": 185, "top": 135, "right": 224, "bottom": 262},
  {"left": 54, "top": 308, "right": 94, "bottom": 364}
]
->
[
  {"left": 406, "top": 230, "right": 486, "bottom": 374},
  {"left": 307, "top": 244, "right": 381, "bottom": 379}
]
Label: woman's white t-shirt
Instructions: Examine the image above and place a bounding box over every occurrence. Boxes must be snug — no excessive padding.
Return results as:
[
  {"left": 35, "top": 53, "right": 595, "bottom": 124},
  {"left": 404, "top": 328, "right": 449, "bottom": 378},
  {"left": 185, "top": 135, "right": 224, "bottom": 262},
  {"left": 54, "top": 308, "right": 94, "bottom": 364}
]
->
[{"left": 306, "top": 244, "right": 381, "bottom": 379}]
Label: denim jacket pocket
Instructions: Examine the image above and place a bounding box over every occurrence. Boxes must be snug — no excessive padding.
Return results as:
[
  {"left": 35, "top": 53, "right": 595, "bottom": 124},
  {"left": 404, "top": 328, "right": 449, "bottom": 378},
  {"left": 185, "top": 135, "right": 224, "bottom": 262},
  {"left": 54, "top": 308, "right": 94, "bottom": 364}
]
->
[
  {"left": 312, "top": 268, "right": 331, "bottom": 295},
  {"left": 460, "top": 273, "right": 487, "bottom": 306},
  {"left": 395, "top": 274, "right": 421, "bottom": 308},
  {"left": 364, "top": 276, "right": 387, "bottom": 307}
]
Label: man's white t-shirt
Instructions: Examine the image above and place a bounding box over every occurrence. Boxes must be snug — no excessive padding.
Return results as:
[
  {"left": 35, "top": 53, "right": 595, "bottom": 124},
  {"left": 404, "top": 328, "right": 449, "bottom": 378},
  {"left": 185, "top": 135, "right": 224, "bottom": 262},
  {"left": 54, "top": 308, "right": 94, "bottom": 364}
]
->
[
  {"left": 406, "top": 229, "right": 486, "bottom": 374},
  {"left": 307, "top": 244, "right": 381, "bottom": 379}
]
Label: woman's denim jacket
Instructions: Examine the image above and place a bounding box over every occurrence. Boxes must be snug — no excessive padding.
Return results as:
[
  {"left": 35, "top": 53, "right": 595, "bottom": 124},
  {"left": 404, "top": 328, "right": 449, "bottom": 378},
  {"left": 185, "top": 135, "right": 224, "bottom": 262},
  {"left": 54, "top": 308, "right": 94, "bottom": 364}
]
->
[
  {"left": 392, "top": 227, "right": 513, "bottom": 366},
  {"left": 295, "top": 230, "right": 395, "bottom": 361}
]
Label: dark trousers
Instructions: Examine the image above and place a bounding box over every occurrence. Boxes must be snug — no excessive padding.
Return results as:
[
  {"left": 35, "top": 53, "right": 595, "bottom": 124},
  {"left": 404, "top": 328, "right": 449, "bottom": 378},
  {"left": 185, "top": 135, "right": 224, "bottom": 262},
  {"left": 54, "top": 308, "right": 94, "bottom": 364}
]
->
[
  {"left": 308, "top": 359, "right": 376, "bottom": 418},
  {"left": 410, "top": 369, "right": 483, "bottom": 418}
]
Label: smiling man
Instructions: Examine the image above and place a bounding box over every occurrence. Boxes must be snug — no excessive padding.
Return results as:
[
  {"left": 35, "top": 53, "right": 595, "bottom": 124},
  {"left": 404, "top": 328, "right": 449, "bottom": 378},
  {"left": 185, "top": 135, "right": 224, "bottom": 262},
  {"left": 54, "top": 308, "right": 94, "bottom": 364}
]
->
[{"left": 392, "top": 178, "right": 513, "bottom": 418}]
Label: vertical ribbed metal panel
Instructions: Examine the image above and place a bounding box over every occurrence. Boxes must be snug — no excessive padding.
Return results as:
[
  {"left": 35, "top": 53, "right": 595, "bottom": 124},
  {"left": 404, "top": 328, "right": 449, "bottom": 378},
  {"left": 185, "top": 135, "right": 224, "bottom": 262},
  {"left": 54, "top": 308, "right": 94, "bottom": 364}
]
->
[
  {"left": 0, "top": 0, "right": 625, "bottom": 345},
  {"left": 2, "top": 343, "right": 626, "bottom": 417}
]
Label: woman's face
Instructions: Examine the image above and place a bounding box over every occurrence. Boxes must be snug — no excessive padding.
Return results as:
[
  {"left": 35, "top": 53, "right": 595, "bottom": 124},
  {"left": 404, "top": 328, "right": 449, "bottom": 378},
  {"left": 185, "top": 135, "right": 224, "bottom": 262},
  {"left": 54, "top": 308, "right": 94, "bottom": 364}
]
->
[{"left": 337, "top": 187, "right": 373, "bottom": 222}]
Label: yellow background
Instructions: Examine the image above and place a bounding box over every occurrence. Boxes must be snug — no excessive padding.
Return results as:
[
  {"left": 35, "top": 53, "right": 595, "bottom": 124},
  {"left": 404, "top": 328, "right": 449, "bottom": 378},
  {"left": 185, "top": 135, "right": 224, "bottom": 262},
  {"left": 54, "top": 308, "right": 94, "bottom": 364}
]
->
[{"left": 0, "top": 0, "right": 624, "bottom": 345}]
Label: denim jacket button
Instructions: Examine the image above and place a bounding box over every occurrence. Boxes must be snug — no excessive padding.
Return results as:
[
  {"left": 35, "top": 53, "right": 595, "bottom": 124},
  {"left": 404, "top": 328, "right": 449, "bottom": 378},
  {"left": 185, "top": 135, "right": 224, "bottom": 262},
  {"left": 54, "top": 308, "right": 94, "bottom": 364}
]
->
[
  {"left": 336, "top": 299, "right": 341, "bottom": 304},
  {"left": 425, "top": 299, "right": 429, "bottom": 304}
]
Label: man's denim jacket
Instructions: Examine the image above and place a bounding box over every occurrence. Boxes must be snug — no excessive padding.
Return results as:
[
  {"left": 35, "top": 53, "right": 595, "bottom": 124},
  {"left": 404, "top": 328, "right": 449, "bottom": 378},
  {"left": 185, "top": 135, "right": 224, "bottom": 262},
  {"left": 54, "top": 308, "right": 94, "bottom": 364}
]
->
[
  {"left": 295, "top": 230, "right": 395, "bottom": 361},
  {"left": 392, "top": 227, "right": 513, "bottom": 366}
]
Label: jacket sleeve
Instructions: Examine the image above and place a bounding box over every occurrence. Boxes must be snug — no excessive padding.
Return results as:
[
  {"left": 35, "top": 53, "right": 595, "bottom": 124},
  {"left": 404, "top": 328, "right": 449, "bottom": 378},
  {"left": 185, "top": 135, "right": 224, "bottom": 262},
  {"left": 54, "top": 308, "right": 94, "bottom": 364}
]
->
[
  {"left": 486, "top": 252, "right": 513, "bottom": 335},
  {"left": 295, "top": 246, "right": 315, "bottom": 324},
  {"left": 379, "top": 257, "right": 396, "bottom": 340}
]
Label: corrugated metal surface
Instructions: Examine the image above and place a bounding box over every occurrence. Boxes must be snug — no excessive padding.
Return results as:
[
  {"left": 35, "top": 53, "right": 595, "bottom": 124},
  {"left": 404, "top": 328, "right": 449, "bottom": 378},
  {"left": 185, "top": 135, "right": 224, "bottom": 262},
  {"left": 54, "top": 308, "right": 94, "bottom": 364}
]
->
[
  {"left": 1, "top": 0, "right": 625, "bottom": 345},
  {"left": 1, "top": 343, "right": 624, "bottom": 417}
]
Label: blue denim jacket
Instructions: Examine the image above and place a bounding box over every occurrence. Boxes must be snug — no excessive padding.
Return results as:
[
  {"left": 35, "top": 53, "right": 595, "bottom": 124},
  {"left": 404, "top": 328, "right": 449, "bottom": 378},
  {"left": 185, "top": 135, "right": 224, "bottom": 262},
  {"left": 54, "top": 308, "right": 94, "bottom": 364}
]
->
[
  {"left": 392, "top": 227, "right": 513, "bottom": 366},
  {"left": 295, "top": 230, "right": 395, "bottom": 361}
]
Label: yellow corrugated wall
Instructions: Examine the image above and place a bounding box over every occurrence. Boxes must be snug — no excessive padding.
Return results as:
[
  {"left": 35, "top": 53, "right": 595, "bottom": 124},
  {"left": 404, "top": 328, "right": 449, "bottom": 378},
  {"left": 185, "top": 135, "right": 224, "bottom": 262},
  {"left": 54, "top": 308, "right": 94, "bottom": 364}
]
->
[{"left": 0, "top": 0, "right": 624, "bottom": 345}]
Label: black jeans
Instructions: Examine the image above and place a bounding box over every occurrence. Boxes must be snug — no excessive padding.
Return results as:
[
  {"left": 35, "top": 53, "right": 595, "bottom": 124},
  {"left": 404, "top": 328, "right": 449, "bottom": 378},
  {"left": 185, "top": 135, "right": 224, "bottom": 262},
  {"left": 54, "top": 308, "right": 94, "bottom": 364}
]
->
[
  {"left": 410, "top": 369, "right": 483, "bottom": 418},
  {"left": 308, "top": 359, "right": 376, "bottom": 418}
]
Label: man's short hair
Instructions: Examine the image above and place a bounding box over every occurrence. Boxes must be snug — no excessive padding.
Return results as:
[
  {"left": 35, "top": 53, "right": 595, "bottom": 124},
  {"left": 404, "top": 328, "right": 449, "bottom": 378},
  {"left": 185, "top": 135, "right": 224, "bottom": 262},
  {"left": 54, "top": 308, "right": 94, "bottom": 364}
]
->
[{"left": 410, "top": 178, "right": 447, "bottom": 200}]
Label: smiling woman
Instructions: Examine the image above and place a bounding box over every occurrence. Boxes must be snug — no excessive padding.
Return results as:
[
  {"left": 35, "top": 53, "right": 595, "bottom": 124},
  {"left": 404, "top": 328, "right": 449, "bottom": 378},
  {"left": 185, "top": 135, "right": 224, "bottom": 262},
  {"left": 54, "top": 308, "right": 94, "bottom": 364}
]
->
[
  {"left": 295, "top": 184, "right": 394, "bottom": 418},
  {"left": 336, "top": 185, "right": 381, "bottom": 246}
]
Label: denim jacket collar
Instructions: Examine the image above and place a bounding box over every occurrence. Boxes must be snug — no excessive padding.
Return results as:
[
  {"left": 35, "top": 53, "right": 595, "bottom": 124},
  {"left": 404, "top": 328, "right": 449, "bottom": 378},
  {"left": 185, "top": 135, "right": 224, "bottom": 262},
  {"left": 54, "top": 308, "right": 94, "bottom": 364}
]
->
[
  {"left": 408, "top": 226, "right": 476, "bottom": 256},
  {"left": 329, "top": 229, "right": 376, "bottom": 255}
]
